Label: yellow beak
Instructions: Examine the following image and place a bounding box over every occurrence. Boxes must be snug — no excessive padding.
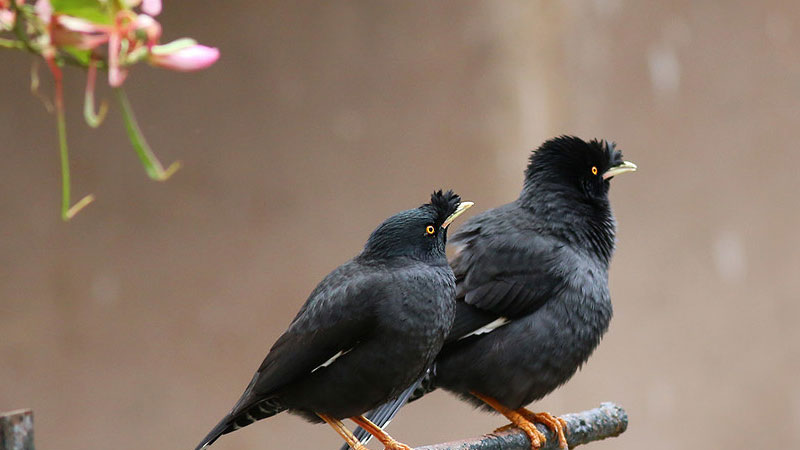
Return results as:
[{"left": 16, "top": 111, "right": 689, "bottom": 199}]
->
[
  {"left": 442, "top": 201, "right": 474, "bottom": 228},
  {"left": 603, "top": 161, "right": 637, "bottom": 180}
]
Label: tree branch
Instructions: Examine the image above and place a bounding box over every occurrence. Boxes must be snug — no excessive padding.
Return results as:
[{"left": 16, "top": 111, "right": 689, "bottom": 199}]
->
[
  {"left": 0, "top": 409, "right": 34, "bottom": 450},
  {"left": 0, "top": 404, "right": 625, "bottom": 450},
  {"left": 415, "top": 403, "right": 627, "bottom": 450}
]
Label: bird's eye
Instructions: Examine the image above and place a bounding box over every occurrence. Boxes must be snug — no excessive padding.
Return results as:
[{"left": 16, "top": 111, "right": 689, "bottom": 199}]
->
[
  {"left": 425, "top": 225, "right": 436, "bottom": 235},
  {"left": 591, "top": 166, "right": 598, "bottom": 175}
]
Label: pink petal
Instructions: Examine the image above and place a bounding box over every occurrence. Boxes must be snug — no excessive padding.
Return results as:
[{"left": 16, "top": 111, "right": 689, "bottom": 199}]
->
[
  {"left": 56, "top": 15, "right": 108, "bottom": 33},
  {"left": 109, "top": 66, "right": 128, "bottom": 87},
  {"left": 78, "top": 34, "right": 110, "bottom": 49},
  {"left": 0, "top": 10, "right": 15, "bottom": 30},
  {"left": 108, "top": 32, "right": 127, "bottom": 87},
  {"left": 150, "top": 44, "right": 219, "bottom": 72},
  {"left": 51, "top": 15, "right": 109, "bottom": 49},
  {"left": 141, "top": 0, "right": 161, "bottom": 16},
  {"left": 134, "top": 13, "right": 161, "bottom": 47},
  {"left": 34, "top": 0, "right": 52, "bottom": 24}
]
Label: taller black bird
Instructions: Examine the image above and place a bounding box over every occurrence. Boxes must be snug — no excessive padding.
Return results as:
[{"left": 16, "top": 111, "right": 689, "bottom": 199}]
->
[
  {"left": 342, "top": 136, "right": 636, "bottom": 450},
  {"left": 194, "top": 190, "right": 473, "bottom": 450}
]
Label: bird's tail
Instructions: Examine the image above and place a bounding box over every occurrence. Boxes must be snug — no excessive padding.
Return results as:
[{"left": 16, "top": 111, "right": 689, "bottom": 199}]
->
[
  {"left": 194, "top": 397, "right": 287, "bottom": 450},
  {"left": 337, "top": 369, "right": 437, "bottom": 450},
  {"left": 194, "top": 413, "right": 233, "bottom": 450}
]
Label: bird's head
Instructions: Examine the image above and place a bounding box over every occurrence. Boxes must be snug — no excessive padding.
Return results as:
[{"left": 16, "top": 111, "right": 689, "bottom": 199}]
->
[
  {"left": 523, "top": 135, "right": 636, "bottom": 205},
  {"left": 362, "top": 190, "right": 473, "bottom": 261}
]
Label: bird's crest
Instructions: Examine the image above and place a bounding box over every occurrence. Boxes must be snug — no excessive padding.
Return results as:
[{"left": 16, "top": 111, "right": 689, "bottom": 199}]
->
[
  {"left": 594, "top": 138, "right": 624, "bottom": 167},
  {"left": 525, "top": 135, "right": 624, "bottom": 180},
  {"left": 425, "top": 190, "right": 462, "bottom": 227}
]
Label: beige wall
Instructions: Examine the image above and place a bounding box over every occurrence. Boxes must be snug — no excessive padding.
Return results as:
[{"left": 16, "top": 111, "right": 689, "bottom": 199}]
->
[{"left": 1, "top": 1, "right": 798, "bottom": 449}]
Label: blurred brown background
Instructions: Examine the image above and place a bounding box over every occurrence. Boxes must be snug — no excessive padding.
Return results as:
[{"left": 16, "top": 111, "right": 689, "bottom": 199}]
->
[{"left": 2, "top": 1, "right": 799, "bottom": 449}]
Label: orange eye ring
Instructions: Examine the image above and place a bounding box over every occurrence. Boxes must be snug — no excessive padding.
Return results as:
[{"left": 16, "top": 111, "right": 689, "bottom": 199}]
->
[
  {"left": 591, "top": 166, "right": 598, "bottom": 175},
  {"left": 425, "top": 225, "right": 436, "bottom": 235}
]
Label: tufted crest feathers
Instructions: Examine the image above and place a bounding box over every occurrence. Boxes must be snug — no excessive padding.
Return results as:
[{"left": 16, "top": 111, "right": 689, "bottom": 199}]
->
[{"left": 425, "top": 190, "right": 462, "bottom": 227}]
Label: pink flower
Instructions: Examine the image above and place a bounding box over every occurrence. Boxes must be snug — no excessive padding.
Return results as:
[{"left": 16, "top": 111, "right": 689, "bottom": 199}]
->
[
  {"left": 108, "top": 30, "right": 128, "bottom": 86},
  {"left": 0, "top": 9, "right": 14, "bottom": 30},
  {"left": 51, "top": 15, "right": 110, "bottom": 49},
  {"left": 142, "top": 0, "right": 161, "bottom": 16},
  {"left": 125, "top": 0, "right": 161, "bottom": 16},
  {"left": 149, "top": 41, "right": 219, "bottom": 72},
  {"left": 133, "top": 14, "right": 161, "bottom": 48},
  {"left": 27, "top": 0, "right": 216, "bottom": 87},
  {"left": 107, "top": 11, "right": 136, "bottom": 87},
  {"left": 0, "top": 0, "right": 17, "bottom": 30},
  {"left": 34, "top": 0, "right": 51, "bottom": 23}
]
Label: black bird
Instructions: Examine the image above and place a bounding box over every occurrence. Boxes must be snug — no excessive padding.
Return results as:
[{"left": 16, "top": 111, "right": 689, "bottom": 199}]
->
[
  {"left": 195, "top": 191, "right": 473, "bottom": 450},
  {"left": 341, "top": 136, "right": 636, "bottom": 450}
]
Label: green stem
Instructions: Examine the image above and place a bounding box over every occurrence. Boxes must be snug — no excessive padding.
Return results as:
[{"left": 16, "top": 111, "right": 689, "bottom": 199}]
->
[
  {"left": 83, "top": 58, "right": 108, "bottom": 127},
  {"left": 114, "top": 87, "right": 181, "bottom": 181},
  {"left": 56, "top": 93, "right": 70, "bottom": 216},
  {"left": 56, "top": 96, "right": 95, "bottom": 220},
  {"left": 48, "top": 58, "right": 94, "bottom": 220},
  {"left": 10, "top": 1, "right": 37, "bottom": 53},
  {"left": 0, "top": 38, "right": 24, "bottom": 49}
]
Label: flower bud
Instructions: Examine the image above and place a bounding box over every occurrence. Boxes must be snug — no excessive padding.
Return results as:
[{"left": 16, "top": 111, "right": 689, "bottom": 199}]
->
[{"left": 149, "top": 40, "right": 219, "bottom": 72}]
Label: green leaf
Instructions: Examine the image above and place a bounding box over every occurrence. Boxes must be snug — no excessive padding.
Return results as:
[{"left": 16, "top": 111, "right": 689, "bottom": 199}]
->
[
  {"left": 51, "top": 0, "right": 112, "bottom": 25},
  {"left": 61, "top": 45, "right": 92, "bottom": 65}
]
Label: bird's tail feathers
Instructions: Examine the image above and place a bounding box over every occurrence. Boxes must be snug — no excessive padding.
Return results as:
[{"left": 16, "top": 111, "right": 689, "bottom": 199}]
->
[
  {"left": 194, "top": 397, "right": 287, "bottom": 450},
  {"left": 194, "top": 413, "right": 232, "bottom": 450}
]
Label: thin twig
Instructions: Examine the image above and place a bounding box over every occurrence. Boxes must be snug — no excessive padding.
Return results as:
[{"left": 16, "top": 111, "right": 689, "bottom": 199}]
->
[{"left": 415, "top": 403, "right": 628, "bottom": 450}]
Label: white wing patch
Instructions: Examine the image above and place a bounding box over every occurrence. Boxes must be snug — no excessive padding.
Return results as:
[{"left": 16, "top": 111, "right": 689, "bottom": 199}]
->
[
  {"left": 459, "top": 317, "right": 510, "bottom": 340},
  {"left": 312, "top": 348, "right": 353, "bottom": 373}
]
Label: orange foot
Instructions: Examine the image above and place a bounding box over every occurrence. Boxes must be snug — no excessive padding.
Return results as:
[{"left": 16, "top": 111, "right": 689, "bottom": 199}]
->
[
  {"left": 492, "top": 417, "right": 546, "bottom": 449},
  {"left": 350, "top": 415, "right": 413, "bottom": 450},
  {"left": 317, "top": 413, "right": 369, "bottom": 450},
  {"left": 471, "top": 392, "right": 546, "bottom": 450},
  {"left": 519, "top": 408, "right": 569, "bottom": 449}
]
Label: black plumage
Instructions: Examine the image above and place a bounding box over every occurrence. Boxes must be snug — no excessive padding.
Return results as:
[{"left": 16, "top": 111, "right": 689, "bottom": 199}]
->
[
  {"left": 341, "top": 136, "right": 636, "bottom": 450},
  {"left": 195, "top": 190, "right": 473, "bottom": 450}
]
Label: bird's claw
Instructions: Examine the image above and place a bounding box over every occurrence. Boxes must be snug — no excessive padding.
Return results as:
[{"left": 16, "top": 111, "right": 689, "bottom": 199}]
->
[
  {"left": 382, "top": 443, "right": 413, "bottom": 450},
  {"left": 517, "top": 420, "right": 546, "bottom": 449},
  {"left": 493, "top": 420, "right": 546, "bottom": 449},
  {"left": 519, "top": 409, "right": 569, "bottom": 449},
  {"left": 348, "top": 414, "right": 413, "bottom": 450}
]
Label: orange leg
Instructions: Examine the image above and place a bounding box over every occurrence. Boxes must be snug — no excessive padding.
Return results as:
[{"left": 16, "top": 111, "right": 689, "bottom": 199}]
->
[
  {"left": 518, "top": 408, "right": 569, "bottom": 449},
  {"left": 470, "top": 392, "right": 546, "bottom": 450},
  {"left": 350, "top": 415, "right": 413, "bottom": 450},
  {"left": 317, "top": 413, "right": 369, "bottom": 450}
]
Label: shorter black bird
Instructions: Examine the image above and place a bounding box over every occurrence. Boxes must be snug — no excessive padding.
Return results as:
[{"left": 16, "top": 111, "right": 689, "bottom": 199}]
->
[
  {"left": 342, "top": 136, "right": 636, "bottom": 450},
  {"left": 194, "top": 190, "right": 473, "bottom": 450}
]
